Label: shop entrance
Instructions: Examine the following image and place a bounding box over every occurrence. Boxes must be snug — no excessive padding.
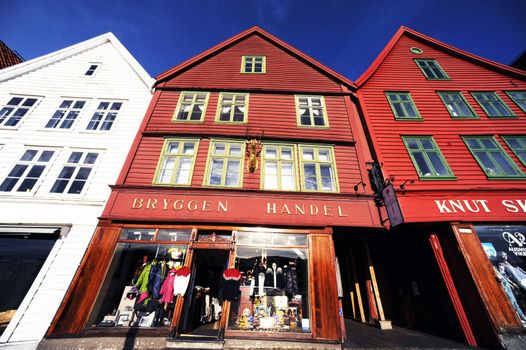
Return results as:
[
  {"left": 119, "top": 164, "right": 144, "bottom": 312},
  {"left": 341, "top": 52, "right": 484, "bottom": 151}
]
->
[{"left": 179, "top": 249, "right": 229, "bottom": 338}]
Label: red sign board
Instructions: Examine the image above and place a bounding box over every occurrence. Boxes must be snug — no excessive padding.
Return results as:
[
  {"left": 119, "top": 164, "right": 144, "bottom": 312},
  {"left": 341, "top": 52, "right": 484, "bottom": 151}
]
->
[{"left": 107, "top": 192, "right": 381, "bottom": 227}]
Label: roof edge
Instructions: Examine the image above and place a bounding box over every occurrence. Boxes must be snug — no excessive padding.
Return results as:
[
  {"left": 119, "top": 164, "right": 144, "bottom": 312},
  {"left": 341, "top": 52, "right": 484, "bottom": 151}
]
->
[
  {"left": 155, "top": 26, "right": 356, "bottom": 90},
  {"left": 356, "top": 26, "right": 526, "bottom": 87},
  {"left": 0, "top": 32, "right": 154, "bottom": 88}
]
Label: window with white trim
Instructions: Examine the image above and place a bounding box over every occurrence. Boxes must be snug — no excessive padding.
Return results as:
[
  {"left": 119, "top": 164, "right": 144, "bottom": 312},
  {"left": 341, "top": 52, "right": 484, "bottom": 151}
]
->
[
  {"left": 296, "top": 95, "right": 328, "bottom": 127},
  {"left": 205, "top": 141, "right": 245, "bottom": 188},
  {"left": 154, "top": 139, "right": 198, "bottom": 186},
  {"left": 50, "top": 151, "right": 99, "bottom": 194},
  {"left": 46, "top": 99, "right": 86, "bottom": 129},
  {"left": 241, "top": 56, "right": 265, "bottom": 73},
  {"left": 0, "top": 149, "right": 55, "bottom": 192},
  {"left": 216, "top": 93, "right": 248, "bottom": 123},
  {"left": 85, "top": 64, "right": 99, "bottom": 76},
  {"left": 86, "top": 101, "right": 123, "bottom": 131},
  {"left": 173, "top": 92, "right": 209, "bottom": 122},
  {"left": 0, "top": 96, "right": 40, "bottom": 127},
  {"left": 262, "top": 144, "right": 297, "bottom": 191},
  {"left": 299, "top": 146, "right": 338, "bottom": 192}
]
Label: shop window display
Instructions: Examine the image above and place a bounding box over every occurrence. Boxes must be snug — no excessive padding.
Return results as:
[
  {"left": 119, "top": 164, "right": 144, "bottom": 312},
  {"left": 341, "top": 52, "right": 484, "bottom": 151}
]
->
[
  {"left": 88, "top": 229, "right": 190, "bottom": 329},
  {"left": 476, "top": 225, "right": 526, "bottom": 326},
  {"left": 229, "top": 233, "right": 310, "bottom": 333}
]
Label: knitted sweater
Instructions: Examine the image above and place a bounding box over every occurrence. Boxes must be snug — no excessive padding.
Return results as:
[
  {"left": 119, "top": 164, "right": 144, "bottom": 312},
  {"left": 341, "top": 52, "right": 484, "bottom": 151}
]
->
[{"left": 173, "top": 266, "right": 191, "bottom": 296}]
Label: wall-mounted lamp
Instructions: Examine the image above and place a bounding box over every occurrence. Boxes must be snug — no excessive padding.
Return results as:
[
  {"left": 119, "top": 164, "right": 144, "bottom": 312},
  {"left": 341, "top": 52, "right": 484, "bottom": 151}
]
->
[
  {"left": 399, "top": 179, "right": 415, "bottom": 191},
  {"left": 353, "top": 180, "right": 366, "bottom": 192}
]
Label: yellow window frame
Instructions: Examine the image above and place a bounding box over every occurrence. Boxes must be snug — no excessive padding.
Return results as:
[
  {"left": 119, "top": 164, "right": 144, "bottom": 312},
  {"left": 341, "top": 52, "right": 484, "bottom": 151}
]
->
[
  {"left": 215, "top": 92, "right": 249, "bottom": 123},
  {"left": 241, "top": 55, "right": 266, "bottom": 74},
  {"left": 203, "top": 139, "right": 246, "bottom": 188},
  {"left": 295, "top": 95, "right": 330, "bottom": 128},
  {"left": 260, "top": 143, "right": 299, "bottom": 191},
  {"left": 153, "top": 138, "right": 199, "bottom": 186},
  {"left": 298, "top": 145, "right": 339, "bottom": 192},
  {"left": 172, "top": 91, "right": 210, "bottom": 123}
]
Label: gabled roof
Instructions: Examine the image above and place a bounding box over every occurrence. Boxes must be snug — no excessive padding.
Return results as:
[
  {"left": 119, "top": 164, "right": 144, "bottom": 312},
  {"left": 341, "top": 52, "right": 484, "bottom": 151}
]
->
[
  {"left": 356, "top": 26, "right": 526, "bottom": 87},
  {"left": 155, "top": 26, "right": 356, "bottom": 90},
  {"left": 0, "top": 40, "right": 23, "bottom": 69},
  {"left": 0, "top": 32, "right": 154, "bottom": 88}
]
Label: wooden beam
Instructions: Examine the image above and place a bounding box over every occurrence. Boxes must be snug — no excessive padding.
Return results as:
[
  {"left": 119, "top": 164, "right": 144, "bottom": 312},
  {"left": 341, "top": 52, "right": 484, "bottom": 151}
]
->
[{"left": 348, "top": 249, "right": 366, "bottom": 323}]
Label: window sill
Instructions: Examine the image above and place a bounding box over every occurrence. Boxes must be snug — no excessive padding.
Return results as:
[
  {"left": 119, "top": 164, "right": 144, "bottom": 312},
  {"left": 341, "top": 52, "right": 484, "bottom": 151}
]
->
[
  {"left": 394, "top": 117, "right": 424, "bottom": 121},
  {"left": 170, "top": 119, "right": 205, "bottom": 124},
  {"left": 418, "top": 176, "right": 457, "bottom": 181}
]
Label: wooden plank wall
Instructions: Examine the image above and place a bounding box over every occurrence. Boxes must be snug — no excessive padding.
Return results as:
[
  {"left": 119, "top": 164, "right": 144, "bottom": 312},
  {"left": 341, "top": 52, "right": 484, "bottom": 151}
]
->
[
  {"left": 310, "top": 234, "right": 341, "bottom": 341},
  {"left": 358, "top": 33, "right": 526, "bottom": 191}
]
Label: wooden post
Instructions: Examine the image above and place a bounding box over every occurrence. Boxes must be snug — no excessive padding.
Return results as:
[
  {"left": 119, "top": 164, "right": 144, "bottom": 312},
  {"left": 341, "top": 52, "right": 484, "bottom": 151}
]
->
[
  {"left": 350, "top": 291, "right": 356, "bottom": 319},
  {"left": 348, "top": 249, "right": 366, "bottom": 323},
  {"left": 364, "top": 240, "right": 391, "bottom": 329}
]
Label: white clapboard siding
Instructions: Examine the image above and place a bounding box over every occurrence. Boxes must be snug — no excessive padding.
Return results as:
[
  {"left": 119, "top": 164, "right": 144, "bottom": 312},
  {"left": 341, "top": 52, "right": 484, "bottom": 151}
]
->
[{"left": 0, "top": 33, "right": 153, "bottom": 347}]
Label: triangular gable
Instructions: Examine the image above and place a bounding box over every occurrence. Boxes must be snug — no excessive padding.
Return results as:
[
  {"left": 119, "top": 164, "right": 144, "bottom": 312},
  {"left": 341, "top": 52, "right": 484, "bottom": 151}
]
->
[
  {"left": 356, "top": 26, "right": 526, "bottom": 87},
  {"left": 156, "top": 26, "right": 356, "bottom": 91},
  {"left": 0, "top": 33, "right": 154, "bottom": 88}
]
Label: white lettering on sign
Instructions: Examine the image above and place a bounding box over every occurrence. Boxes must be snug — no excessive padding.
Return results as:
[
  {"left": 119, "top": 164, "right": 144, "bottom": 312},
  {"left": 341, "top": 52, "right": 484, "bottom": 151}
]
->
[{"left": 435, "top": 199, "right": 526, "bottom": 214}]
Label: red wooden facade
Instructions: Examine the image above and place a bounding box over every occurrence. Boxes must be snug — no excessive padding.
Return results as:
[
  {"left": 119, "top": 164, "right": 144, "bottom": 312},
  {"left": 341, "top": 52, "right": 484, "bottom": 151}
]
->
[
  {"left": 357, "top": 26, "right": 526, "bottom": 348},
  {"left": 48, "top": 27, "right": 382, "bottom": 343}
]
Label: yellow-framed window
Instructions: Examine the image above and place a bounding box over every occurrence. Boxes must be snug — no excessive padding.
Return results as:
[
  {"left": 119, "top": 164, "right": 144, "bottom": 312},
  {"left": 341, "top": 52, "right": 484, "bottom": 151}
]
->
[
  {"left": 241, "top": 56, "right": 266, "bottom": 73},
  {"left": 216, "top": 92, "right": 249, "bottom": 123},
  {"left": 204, "top": 140, "right": 245, "bottom": 188},
  {"left": 153, "top": 139, "right": 199, "bottom": 186},
  {"left": 299, "top": 145, "right": 338, "bottom": 192},
  {"left": 172, "top": 91, "right": 209, "bottom": 122},
  {"left": 295, "top": 95, "right": 329, "bottom": 127},
  {"left": 261, "top": 143, "right": 298, "bottom": 191}
]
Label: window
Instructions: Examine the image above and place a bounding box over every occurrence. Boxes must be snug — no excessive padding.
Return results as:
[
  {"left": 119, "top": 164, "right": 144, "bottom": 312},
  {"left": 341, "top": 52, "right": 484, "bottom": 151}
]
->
[
  {"left": 402, "top": 136, "right": 455, "bottom": 179},
  {"left": 216, "top": 93, "right": 248, "bottom": 123},
  {"left": 415, "top": 59, "right": 449, "bottom": 79},
  {"left": 262, "top": 144, "right": 297, "bottom": 191},
  {"left": 0, "top": 149, "right": 55, "bottom": 192},
  {"left": 299, "top": 146, "right": 338, "bottom": 192},
  {"left": 471, "top": 92, "right": 515, "bottom": 118},
  {"left": 84, "top": 64, "right": 99, "bottom": 76},
  {"left": 86, "top": 101, "right": 123, "bottom": 131},
  {"left": 0, "top": 96, "right": 40, "bottom": 127},
  {"left": 437, "top": 92, "right": 477, "bottom": 118},
  {"left": 50, "top": 151, "right": 98, "bottom": 194},
  {"left": 295, "top": 95, "right": 328, "bottom": 127},
  {"left": 45, "top": 99, "right": 86, "bottom": 129},
  {"left": 503, "top": 136, "right": 526, "bottom": 167},
  {"left": 385, "top": 92, "right": 421, "bottom": 119},
  {"left": 463, "top": 136, "right": 524, "bottom": 178},
  {"left": 172, "top": 92, "right": 209, "bottom": 122},
  {"left": 241, "top": 55, "right": 265, "bottom": 73},
  {"left": 205, "top": 141, "right": 245, "bottom": 188},
  {"left": 505, "top": 91, "right": 526, "bottom": 113},
  {"left": 154, "top": 139, "right": 198, "bottom": 186}
]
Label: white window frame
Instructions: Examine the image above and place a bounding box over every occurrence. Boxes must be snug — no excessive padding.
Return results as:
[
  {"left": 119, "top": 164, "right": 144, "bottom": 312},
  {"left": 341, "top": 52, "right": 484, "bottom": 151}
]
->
[
  {"left": 49, "top": 150, "right": 101, "bottom": 195},
  {"left": 0, "top": 95, "right": 42, "bottom": 129},
  {"left": 299, "top": 145, "right": 339, "bottom": 192},
  {"left": 153, "top": 138, "right": 199, "bottom": 186},
  {"left": 204, "top": 140, "right": 245, "bottom": 188},
  {"left": 84, "top": 63, "right": 101, "bottom": 77},
  {"left": 45, "top": 98, "right": 88, "bottom": 130},
  {"left": 85, "top": 100, "right": 124, "bottom": 131},
  {"left": 261, "top": 143, "right": 298, "bottom": 191}
]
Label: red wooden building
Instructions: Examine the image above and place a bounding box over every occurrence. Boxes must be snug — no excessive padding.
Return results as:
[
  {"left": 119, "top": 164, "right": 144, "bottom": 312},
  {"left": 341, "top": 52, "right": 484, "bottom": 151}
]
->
[
  {"left": 46, "top": 27, "right": 383, "bottom": 345},
  {"left": 356, "top": 26, "right": 526, "bottom": 349}
]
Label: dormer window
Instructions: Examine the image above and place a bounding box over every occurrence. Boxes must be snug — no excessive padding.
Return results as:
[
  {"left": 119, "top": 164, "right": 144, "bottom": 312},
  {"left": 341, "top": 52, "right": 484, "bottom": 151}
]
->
[
  {"left": 241, "top": 56, "right": 265, "bottom": 73},
  {"left": 84, "top": 64, "right": 99, "bottom": 76}
]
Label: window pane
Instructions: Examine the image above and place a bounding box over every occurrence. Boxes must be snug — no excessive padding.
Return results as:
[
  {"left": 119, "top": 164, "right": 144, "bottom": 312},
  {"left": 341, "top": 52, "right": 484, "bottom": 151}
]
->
[
  {"left": 428, "top": 152, "right": 449, "bottom": 176},
  {"left": 209, "top": 159, "right": 223, "bottom": 185},
  {"left": 21, "top": 150, "right": 38, "bottom": 161},
  {"left": 492, "top": 152, "right": 520, "bottom": 176},
  {"left": 76, "top": 167, "right": 92, "bottom": 180},
  {"left": 265, "top": 147, "right": 277, "bottom": 159},
  {"left": 68, "top": 152, "right": 83, "bottom": 163},
  {"left": 303, "top": 164, "right": 317, "bottom": 190},
  {"left": 50, "top": 179, "right": 68, "bottom": 193},
  {"left": 156, "top": 229, "right": 192, "bottom": 241},
  {"left": 413, "top": 152, "right": 432, "bottom": 176},
  {"left": 302, "top": 149, "right": 314, "bottom": 160},
  {"left": 17, "top": 179, "right": 37, "bottom": 192},
  {"left": 229, "top": 145, "right": 241, "bottom": 156},
  {"left": 320, "top": 165, "right": 334, "bottom": 190},
  {"left": 85, "top": 153, "right": 98, "bottom": 164},
  {"left": 175, "top": 158, "right": 191, "bottom": 184},
  {"left": 159, "top": 158, "right": 175, "bottom": 183},
  {"left": 225, "top": 160, "right": 240, "bottom": 186},
  {"left": 68, "top": 180, "right": 86, "bottom": 194},
  {"left": 318, "top": 150, "right": 330, "bottom": 161}
]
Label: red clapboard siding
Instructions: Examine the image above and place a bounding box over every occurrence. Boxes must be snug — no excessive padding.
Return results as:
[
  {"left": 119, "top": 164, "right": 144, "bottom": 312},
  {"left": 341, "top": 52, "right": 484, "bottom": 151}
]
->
[
  {"left": 124, "top": 136, "right": 361, "bottom": 194},
  {"left": 162, "top": 34, "right": 342, "bottom": 93},
  {"left": 146, "top": 90, "right": 355, "bottom": 142},
  {"left": 358, "top": 33, "right": 526, "bottom": 192}
]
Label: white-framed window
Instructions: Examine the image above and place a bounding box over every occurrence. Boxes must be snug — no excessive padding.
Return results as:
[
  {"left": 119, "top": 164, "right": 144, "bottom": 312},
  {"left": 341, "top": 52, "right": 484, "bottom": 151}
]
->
[
  {"left": 261, "top": 144, "right": 297, "bottom": 191},
  {"left": 86, "top": 101, "right": 123, "bottom": 131},
  {"left": 0, "top": 148, "right": 56, "bottom": 193},
  {"left": 295, "top": 95, "right": 329, "bottom": 127},
  {"left": 299, "top": 145, "right": 338, "bottom": 192},
  {"left": 216, "top": 92, "right": 248, "bottom": 123},
  {"left": 50, "top": 151, "right": 99, "bottom": 194},
  {"left": 85, "top": 64, "right": 100, "bottom": 76},
  {"left": 153, "top": 139, "right": 198, "bottom": 186},
  {"left": 241, "top": 56, "right": 266, "bottom": 73},
  {"left": 45, "top": 99, "right": 87, "bottom": 129},
  {"left": 172, "top": 92, "right": 209, "bottom": 122},
  {"left": 0, "top": 96, "right": 41, "bottom": 127},
  {"left": 204, "top": 140, "right": 245, "bottom": 188}
]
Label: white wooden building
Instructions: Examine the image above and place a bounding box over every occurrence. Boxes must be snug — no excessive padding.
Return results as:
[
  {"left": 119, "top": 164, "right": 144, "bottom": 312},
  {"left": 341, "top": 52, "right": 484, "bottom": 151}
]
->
[{"left": 0, "top": 33, "right": 153, "bottom": 349}]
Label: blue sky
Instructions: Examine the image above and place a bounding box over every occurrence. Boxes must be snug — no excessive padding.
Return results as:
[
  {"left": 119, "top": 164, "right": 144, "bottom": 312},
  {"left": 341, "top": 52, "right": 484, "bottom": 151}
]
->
[{"left": 1, "top": 0, "right": 525, "bottom": 80}]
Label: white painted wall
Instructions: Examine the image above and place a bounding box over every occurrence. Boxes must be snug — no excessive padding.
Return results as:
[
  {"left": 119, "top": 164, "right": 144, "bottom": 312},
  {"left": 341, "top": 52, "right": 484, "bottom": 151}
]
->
[{"left": 0, "top": 37, "right": 152, "bottom": 347}]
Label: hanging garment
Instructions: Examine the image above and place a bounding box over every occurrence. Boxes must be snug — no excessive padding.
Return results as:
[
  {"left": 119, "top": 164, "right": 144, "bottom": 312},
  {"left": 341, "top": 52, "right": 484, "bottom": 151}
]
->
[
  {"left": 222, "top": 268, "right": 242, "bottom": 301},
  {"left": 264, "top": 267, "right": 273, "bottom": 287},
  {"left": 276, "top": 267, "right": 285, "bottom": 289},
  {"left": 135, "top": 263, "right": 152, "bottom": 293},
  {"left": 173, "top": 266, "right": 191, "bottom": 296},
  {"left": 148, "top": 262, "right": 163, "bottom": 299},
  {"left": 258, "top": 273, "right": 265, "bottom": 296},
  {"left": 284, "top": 267, "right": 299, "bottom": 294},
  {"left": 211, "top": 297, "right": 222, "bottom": 320},
  {"left": 159, "top": 268, "right": 177, "bottom": 303}
]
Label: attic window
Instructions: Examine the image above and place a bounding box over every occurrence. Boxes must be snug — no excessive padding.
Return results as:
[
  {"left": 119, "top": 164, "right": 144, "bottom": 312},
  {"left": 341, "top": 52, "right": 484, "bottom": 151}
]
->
[
  {"left": 410, "top": 47, "right": 423, "bottom": 55},
  {"left": 241, "top": 56, "right": 265, "bottom": 73},
  {"left": 85, "top": 64, "right": 99, "bottom": 76}
]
